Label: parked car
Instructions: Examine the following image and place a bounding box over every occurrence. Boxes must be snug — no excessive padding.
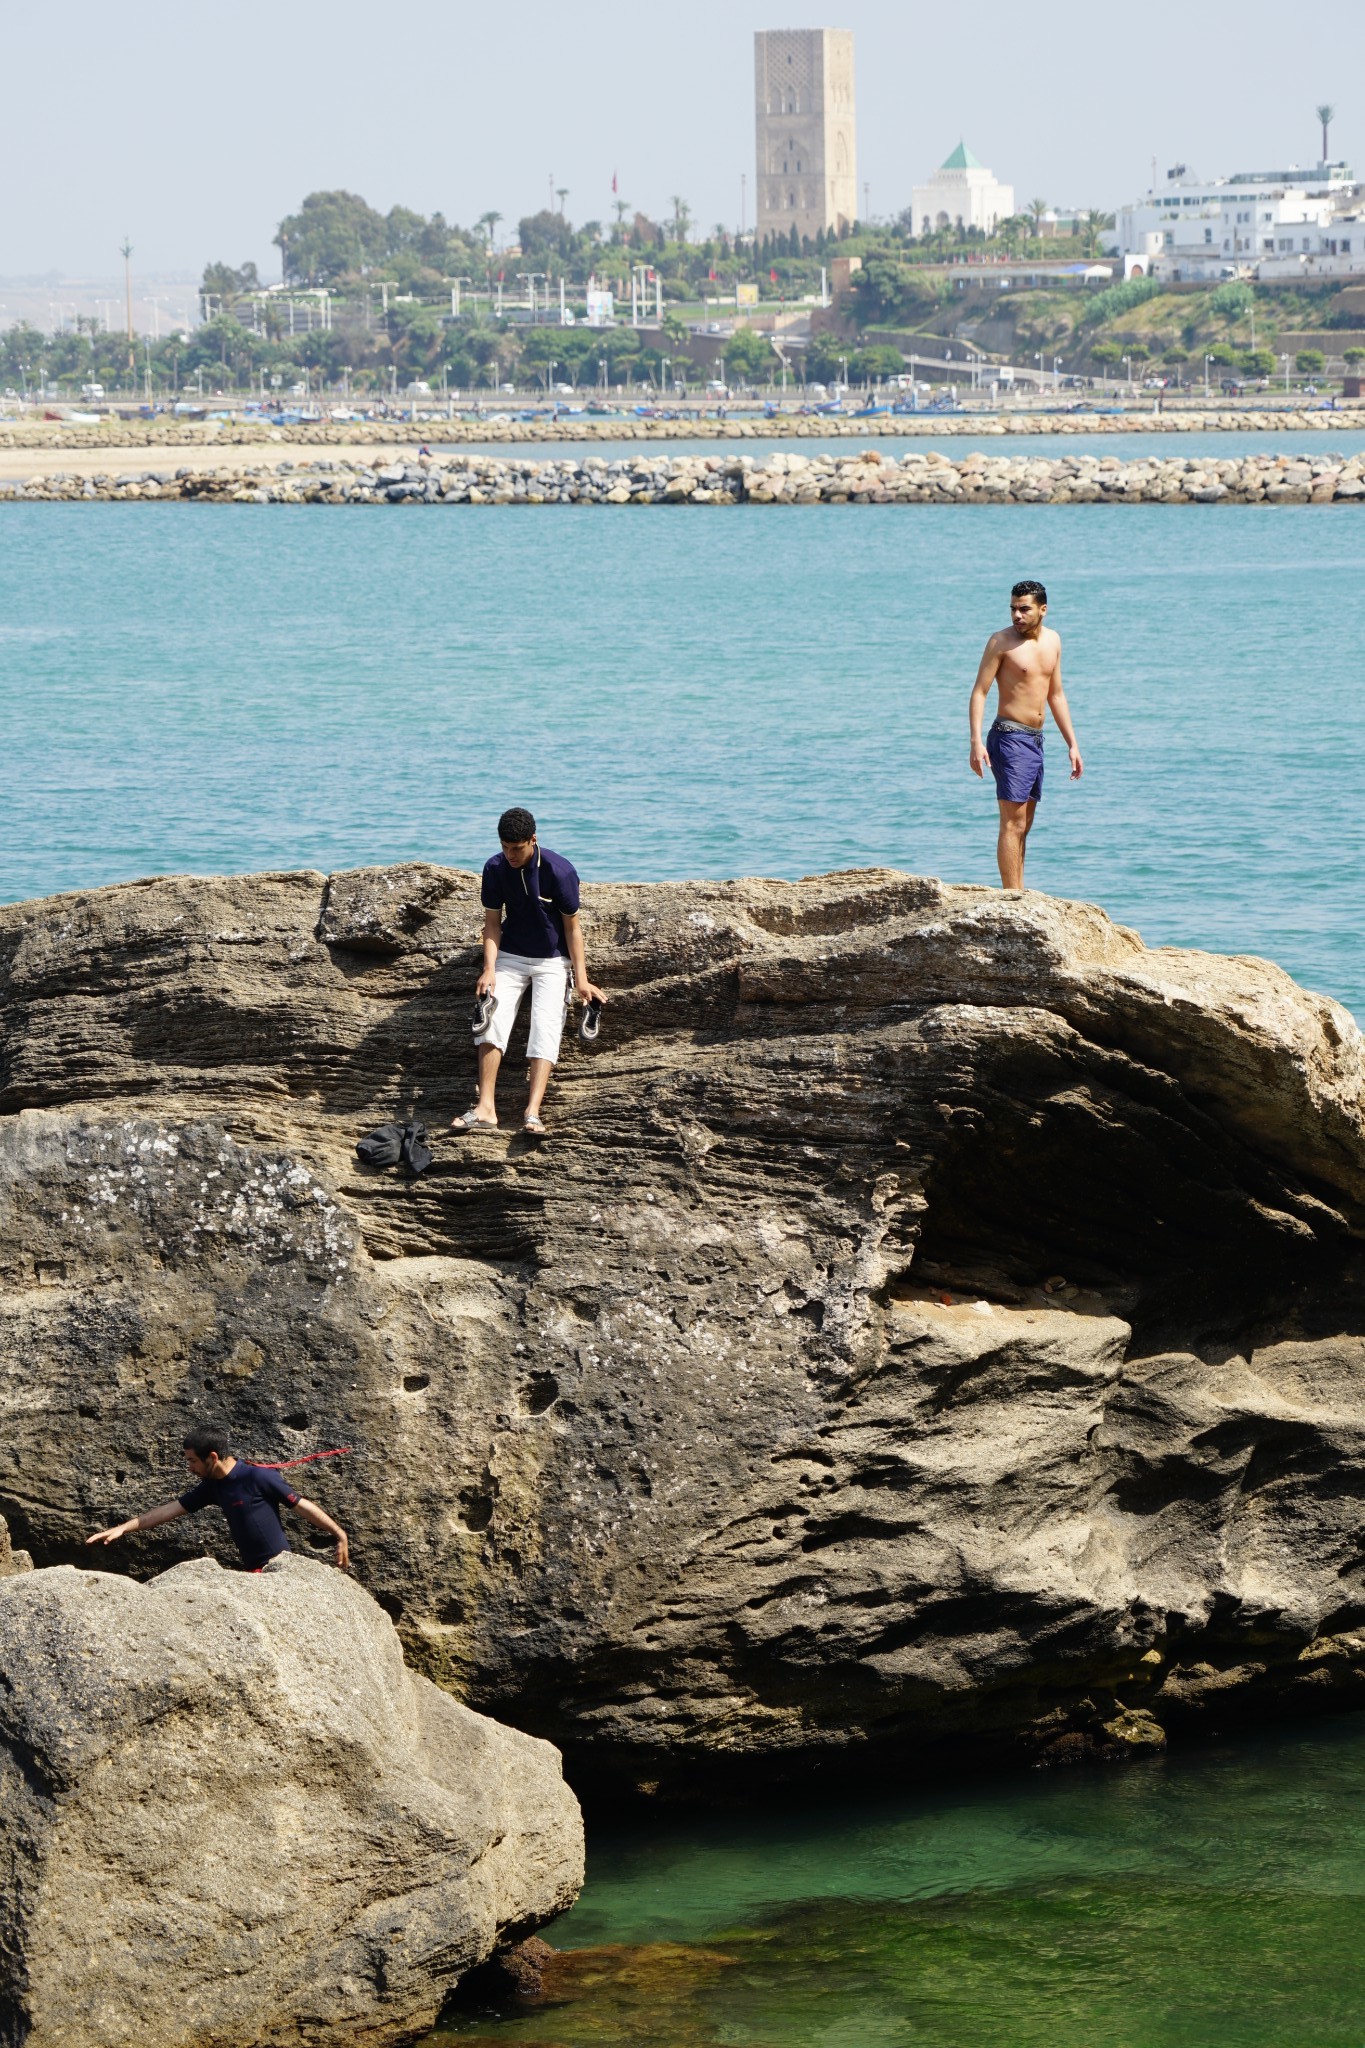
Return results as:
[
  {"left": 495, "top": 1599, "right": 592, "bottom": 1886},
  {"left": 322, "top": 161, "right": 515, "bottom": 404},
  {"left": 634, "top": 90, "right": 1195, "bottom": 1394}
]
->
[{"left": 81, "top": 382, "right": 105, "bottom": 399}]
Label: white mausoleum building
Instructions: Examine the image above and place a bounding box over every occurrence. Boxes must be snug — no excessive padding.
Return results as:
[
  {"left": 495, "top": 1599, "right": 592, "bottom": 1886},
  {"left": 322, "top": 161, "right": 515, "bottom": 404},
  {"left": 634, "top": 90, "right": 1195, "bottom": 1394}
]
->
[
  {"left": 1112, "top": 160, "right": 1363, "bottom": 280},
  {"left": 911, "top": 143, "right": 1015, "bottom": 238}
]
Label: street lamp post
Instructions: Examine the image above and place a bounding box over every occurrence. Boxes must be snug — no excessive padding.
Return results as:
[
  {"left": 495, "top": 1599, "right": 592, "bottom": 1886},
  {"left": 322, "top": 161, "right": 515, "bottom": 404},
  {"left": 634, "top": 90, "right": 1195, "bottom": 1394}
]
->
[
  {"left": 1204, "top": 354, "right": 1214, "bottom": 398},
  {"left": 1280, "top": 352, "right": 1291, "bottom": 392}
]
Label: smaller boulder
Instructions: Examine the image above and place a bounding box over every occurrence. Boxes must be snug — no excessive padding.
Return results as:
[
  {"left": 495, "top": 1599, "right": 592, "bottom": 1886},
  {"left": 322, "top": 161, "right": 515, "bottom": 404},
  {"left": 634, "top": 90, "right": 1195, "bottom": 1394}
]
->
[{"left": 0, "top": 1558, "right": 583, "bottom": 2048}]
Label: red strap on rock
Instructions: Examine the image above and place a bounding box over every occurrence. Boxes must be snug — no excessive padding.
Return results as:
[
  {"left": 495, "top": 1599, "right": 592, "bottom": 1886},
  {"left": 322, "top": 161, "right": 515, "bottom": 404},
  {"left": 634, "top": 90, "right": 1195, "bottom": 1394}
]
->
[{"left": 256, "top": 1448, "right": 353, "bottom": 1469}]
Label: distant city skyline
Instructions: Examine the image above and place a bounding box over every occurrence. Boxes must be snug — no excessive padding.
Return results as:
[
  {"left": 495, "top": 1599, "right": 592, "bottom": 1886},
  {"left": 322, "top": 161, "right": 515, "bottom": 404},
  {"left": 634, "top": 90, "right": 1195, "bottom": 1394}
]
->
[{"left": 3, "top": 0, "right": 1362, "bottom": 280}]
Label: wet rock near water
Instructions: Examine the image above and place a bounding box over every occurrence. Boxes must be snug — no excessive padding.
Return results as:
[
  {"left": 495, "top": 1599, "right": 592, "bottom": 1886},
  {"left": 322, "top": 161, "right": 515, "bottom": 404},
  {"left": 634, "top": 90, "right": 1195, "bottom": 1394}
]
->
[
  {"left": 0, "top": 1556, "right": 582, "bottom": 2048},
  {"left": 5, "top": 445, "right": 1365, "bottom": 504},
  {"left": 3, "top": 870, "right": 1365, "bottom": 1793}
]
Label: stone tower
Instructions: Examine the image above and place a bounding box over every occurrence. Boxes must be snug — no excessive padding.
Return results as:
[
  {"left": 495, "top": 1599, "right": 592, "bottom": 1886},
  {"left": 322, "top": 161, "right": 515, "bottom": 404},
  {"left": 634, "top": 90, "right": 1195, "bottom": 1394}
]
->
[{"left": 754, "top": 28, "right": 857, "bottom": 248}]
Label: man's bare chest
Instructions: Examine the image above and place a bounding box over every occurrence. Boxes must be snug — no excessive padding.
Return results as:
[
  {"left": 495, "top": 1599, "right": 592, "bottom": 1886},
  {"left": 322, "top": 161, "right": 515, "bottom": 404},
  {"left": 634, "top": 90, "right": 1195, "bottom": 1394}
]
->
[{"left": 999, "top": 647, "right": 1054, "bottom": 691}]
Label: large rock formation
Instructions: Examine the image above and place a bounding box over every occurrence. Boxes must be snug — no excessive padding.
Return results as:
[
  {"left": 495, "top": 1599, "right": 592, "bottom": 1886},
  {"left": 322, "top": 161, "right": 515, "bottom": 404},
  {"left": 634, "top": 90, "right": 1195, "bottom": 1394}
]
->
[
  {"left": 2, "top": 865, "right": 1365, "bottom": 1791},
  {"left": 0, "top": 1558, "right": 582, "bottom": 2048}
]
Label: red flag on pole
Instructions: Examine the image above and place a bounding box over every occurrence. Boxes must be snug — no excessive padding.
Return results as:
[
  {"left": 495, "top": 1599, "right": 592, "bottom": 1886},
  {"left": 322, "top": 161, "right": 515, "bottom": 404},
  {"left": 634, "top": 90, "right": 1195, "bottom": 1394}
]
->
[
  {"left": 769, "top": 267, "right": 778, "bottom": 282},
  {"left": 498, "top": 269, "right": 505, "bottom": 282},
  {"left": 708, "top": 268, "right": 717, "bottom": 281},
  {"left": 612, "top": 170, "right": 619, "bottom": 194}
]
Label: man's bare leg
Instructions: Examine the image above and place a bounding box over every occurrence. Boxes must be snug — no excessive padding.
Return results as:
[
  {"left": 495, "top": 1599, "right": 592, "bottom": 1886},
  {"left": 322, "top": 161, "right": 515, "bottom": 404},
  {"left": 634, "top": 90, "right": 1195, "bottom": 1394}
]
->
[
  {"left": 461, "top": 1043, "right": 502, "bottom": 1125},
  {"left": 524, "top": 1058, "right": 554, "bottom": 1122},
  {"left": 996, "top": 799, "right": 1034, "bottom": 889}
]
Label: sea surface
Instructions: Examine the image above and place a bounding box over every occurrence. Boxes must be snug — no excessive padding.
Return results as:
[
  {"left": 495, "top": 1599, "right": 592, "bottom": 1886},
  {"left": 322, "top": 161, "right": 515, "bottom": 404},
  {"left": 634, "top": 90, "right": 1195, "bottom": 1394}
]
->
[
  {"left": 6, "top": 495, "right": 1365, "bottom": 2043},
  {"left": 437, "top": 1713, "right": 1365, "bottom": 2047},
  {"left": 1, "top": 501, "right": 1361, "bottom": 1013},
  {"left": 445, "top": 429, "right": 1365, "bottom": 463}
]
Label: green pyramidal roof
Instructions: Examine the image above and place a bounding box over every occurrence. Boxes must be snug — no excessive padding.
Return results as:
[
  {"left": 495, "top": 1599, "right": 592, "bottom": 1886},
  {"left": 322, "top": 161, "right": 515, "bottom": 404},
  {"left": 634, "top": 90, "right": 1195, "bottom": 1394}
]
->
[{"left": 941, "top": 141, "right": 982, "bottom": 170}]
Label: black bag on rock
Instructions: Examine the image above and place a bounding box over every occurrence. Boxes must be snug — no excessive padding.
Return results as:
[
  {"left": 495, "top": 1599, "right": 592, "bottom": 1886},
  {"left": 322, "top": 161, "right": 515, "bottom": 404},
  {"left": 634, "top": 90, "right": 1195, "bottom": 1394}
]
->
[
  {"left": 355, "top": 1123, "right": 403, "bottom": 1167},
  {"left": 400, "top": 1122, "right": 433, "bottom": 1176},
  {"left": 355, "top": 1122, "right": 434, "bottom": 1176}
]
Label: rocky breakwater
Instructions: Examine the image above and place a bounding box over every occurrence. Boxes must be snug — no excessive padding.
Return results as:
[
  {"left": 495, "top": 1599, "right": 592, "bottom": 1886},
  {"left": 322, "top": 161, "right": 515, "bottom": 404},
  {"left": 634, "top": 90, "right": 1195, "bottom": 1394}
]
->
[
  {"left": 3, "top": 405, "right": 1364, "bottom": 454},
  {"left": 6, "top": 446, "right": 1365, "bottom": 504},
  {"left": 0, "top": 1556, "right": 582, "bottom": 2048},
  {"left": 3, "top": 868, "right": 1365, "bottom": 1794}
]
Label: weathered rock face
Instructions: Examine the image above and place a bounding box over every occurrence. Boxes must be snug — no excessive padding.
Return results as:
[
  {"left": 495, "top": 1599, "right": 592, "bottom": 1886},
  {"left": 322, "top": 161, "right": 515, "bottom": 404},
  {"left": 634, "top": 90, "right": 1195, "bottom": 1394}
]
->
[
  {"left": 0, "top": 1558, "right": 583, "bottom": 2048},
  {"left": 2, "top": 866, "right": 1365, "bottom": 1791}
]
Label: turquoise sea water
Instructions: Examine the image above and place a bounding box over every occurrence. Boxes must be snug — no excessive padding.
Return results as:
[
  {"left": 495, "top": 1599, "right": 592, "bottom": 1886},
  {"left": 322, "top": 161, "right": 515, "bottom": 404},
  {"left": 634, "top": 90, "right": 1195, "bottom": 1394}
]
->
[
  {"left": 6, "top": 497, "right": 1365, "bottom": 2040},
  {"left": 447, "top": 429, "right": 1365, "bottom": 462},
  {"left": 2, "top": 502, "right": 1361, "bottom": 1012},
  {"left": 439, "top": 1715, "right": 1365, "bottom": 2048}
]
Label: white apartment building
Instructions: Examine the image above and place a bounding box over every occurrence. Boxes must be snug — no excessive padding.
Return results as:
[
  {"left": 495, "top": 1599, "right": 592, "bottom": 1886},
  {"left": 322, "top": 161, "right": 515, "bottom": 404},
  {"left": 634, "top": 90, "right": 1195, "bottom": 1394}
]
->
[
  {"left": 1112, "top": 160, "right": 1361, "bottom": 281},
  {"left": 911, "top": 143, "right": 1014, "bottom": 238}
]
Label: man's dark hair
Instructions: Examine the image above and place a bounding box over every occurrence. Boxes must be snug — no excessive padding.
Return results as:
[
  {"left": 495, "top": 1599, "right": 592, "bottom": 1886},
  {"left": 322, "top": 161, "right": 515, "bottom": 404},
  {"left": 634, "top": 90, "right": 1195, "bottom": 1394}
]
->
[
  {"left": 497, "top": 806, "right": 537, "bottom": 844},
  {"left": 183, "top": 1425, "right": 232, "bottom": 1459},
  {"left": 1011, "top": 579, "right": 1048, "bottom": 605}
]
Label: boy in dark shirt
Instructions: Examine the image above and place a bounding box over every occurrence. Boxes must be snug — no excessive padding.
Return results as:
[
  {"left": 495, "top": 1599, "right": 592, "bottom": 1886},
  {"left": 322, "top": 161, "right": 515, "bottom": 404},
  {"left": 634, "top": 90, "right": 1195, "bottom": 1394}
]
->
[
  {"left": 453, "top": 805, "right": 607, "bottom": 1138},
  {"left": 86, "top": 1425, "right": 349, "bottom": 1571}
]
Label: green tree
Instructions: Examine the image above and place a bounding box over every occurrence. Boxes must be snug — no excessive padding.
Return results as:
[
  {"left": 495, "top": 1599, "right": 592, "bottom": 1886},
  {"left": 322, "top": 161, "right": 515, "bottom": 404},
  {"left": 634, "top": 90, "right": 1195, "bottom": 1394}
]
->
[
  {"left": 1242, "top": 348, "right": 1276, "bottom": 377},
  {"left": 519, "top": 210, "right": 574, "bottom": 260},
  {"left": 724, "top": 325, "right": 776, "bottom": 382},
  {"left": 850, "top": 344, "right": 905, "bottom": 383},
  {"left": 1090, "top": 340, "right": 1122, "bottom": 365},
  {"left": 275, "top": 191, "right": 388, "bottom": 283},
  {"left": 1344, "top": 346, "right": 1365, "bottom": 366},
  {"left": 1210, "top": 281, "right": 1253, "bottom": 320},
  {"left": 1208, "top": 341, "right": 1238, "bottom": 366},
  {"left": 200, "top": 260, "right": 260, "bottom": 312},
  {"left": 1296, "top": 349, "right": 1326, "bottom": 374}
]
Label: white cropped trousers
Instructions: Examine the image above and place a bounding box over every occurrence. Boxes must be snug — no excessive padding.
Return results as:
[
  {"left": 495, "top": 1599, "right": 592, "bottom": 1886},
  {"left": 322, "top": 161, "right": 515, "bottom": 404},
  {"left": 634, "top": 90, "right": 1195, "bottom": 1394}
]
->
[{"left": 476, "top": 951, "right": 570, "bottom": 1065}]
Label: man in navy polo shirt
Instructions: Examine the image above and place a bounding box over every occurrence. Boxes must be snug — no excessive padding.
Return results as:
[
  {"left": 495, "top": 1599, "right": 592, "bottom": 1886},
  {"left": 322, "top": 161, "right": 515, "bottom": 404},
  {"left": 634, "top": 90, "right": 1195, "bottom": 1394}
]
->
[
  {"left": 86, "top": 1425, "right": 349, "bottom": 1572},
  {"left": 452, "top": 805, "right": 607, "bottom": 1138}
]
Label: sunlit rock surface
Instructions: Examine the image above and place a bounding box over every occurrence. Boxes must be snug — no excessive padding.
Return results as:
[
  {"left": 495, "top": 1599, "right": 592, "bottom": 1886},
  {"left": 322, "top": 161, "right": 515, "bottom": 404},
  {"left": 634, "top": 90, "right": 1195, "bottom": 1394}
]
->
[
  {"left": 2, "top": 866, "right": 1364, "bottom": 1790},
  {"left": 0, "top": 1558, "right": 582, "bottom": 2048}
]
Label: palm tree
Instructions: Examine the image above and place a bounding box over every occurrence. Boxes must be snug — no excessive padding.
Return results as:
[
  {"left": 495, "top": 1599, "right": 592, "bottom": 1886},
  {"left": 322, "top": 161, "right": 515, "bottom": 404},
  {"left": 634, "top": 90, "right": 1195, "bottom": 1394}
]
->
[
  {"left": 1078, "top": 208, "right": 1110, "bottom": 258},
  {"left": 1318, "top": 103, "right": 1335, "bottom": 162},
  {"left": 1029, "top": 197, "right": 1048, "bottom": 237},
  {"left": 556, "top": 188, "right": 569, "bottom": 218},
  {"left": 669, "top": 195, "right": 693, "bottom": 245}
]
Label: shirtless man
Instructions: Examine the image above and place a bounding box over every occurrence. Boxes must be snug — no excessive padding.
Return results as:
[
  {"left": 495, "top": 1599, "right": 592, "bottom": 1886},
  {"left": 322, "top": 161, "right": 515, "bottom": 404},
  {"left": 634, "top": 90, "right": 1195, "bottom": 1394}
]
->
[{"left": 968, "top": 579, "right": 1083, "bottom": 890}]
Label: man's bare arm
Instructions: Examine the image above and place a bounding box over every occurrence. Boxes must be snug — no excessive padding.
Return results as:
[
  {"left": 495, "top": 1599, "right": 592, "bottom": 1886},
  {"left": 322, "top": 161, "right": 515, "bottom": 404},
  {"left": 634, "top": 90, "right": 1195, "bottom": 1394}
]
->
[
  {"left": 475, "top": 907, "right": 501, "bottom": 997},
  {"left": 293, "top": 1496, "right": 350, "bottom": 1569},
  {"left": 1047, "top": 647, "right": 1084, "bottom": 779},
  {"left": 86, "top": 1500, "right": 187, "bottom": 1547},
  {"left": 562, "top": 912, "right": 607, "bottom": 1009},
  {"left": 968, "top": 636, "right": 1002, "bottom": 776}
]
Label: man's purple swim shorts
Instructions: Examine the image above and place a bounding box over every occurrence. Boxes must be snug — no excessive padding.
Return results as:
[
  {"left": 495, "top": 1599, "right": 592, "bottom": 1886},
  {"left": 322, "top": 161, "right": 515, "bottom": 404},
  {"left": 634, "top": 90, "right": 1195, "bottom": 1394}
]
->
[{"left": 986, "top": 718, "right": 1044, "bottom": 804}]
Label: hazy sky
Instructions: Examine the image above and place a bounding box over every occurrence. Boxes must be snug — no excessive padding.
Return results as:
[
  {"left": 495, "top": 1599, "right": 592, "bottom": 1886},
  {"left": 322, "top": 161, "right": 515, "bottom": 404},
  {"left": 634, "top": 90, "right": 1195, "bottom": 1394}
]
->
[{"left": 6, "top": 0, "right": 1364, "bottom": 280}]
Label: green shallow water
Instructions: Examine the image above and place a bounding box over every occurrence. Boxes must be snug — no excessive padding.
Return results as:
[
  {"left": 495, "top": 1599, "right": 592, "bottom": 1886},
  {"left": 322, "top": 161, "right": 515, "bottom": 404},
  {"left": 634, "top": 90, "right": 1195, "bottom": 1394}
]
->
[{"left": 438, "top": 1716, "right": 1365, "bottom": 2047}]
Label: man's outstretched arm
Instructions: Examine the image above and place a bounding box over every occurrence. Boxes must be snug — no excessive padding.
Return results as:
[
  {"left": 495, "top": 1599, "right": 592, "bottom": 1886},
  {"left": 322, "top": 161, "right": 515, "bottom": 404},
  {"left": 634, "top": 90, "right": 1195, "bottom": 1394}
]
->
[
  {"left": 968, "top": 638, "right": 1001, "bottom": 776},
  {"left": 1047, "top": 651, "right": 1084, "bottom": 779},
  {"left": 293, "top": 1496, "right": 350, "bottom": 1568},
  {"left": 86, "top": 1500, "right": 188, "bottom": 1547}
]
